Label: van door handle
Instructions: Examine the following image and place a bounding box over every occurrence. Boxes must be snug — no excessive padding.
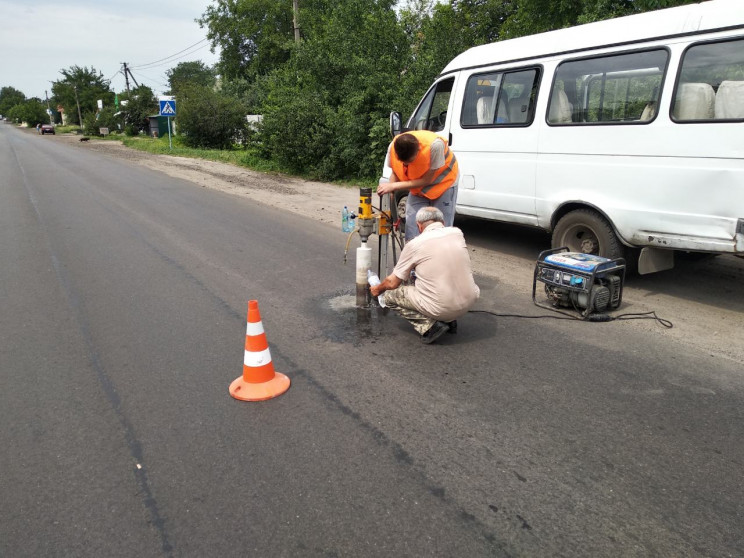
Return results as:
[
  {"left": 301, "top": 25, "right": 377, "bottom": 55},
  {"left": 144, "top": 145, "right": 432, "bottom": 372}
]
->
[{"left": 449, "top": 133, "right": 453, "bottom": 146}]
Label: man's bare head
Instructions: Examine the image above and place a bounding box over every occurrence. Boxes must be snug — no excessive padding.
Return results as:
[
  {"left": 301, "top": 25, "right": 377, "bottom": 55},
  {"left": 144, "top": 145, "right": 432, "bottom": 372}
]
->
[{"left": 393, "top": 133, "right": 420, "bottom": 163}]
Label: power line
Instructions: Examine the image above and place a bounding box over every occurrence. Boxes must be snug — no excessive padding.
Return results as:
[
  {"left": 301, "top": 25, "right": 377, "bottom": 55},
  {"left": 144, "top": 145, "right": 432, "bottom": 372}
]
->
[
  {"left": 106, "top": 69, "right": 122, "bottom": 82},
  {"left": 142, "top": 44, "right": 211, "bottom": 70},
  {"left": 130, "top": 69, "right": 170, "bottom": 90},
  {"left": 131, "top": 39, "right": 209, "bottom": 69}
]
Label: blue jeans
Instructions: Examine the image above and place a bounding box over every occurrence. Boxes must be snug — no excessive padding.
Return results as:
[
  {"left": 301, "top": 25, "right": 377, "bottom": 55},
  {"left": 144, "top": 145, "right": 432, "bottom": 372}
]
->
[{"left": 404, "top": 184, "right": 458, "bottom": 241}]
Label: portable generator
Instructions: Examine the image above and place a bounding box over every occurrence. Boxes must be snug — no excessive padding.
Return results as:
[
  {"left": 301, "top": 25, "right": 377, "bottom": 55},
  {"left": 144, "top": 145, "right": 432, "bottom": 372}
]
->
[{"left": 533, "top": 248, "right": 625, "bottom": 319}]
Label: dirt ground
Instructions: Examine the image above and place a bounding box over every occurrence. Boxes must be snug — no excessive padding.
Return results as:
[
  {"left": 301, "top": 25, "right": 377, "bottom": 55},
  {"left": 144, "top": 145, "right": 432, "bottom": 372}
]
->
[{"left": 62, "top": 135, "right": 744, "bottom": 365}]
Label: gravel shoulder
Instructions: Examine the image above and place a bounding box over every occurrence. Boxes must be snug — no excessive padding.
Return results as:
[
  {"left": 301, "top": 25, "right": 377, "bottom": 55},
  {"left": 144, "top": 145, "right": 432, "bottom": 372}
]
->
[{"left": 63, "top": 135, "right": 744, "bottom": 365}]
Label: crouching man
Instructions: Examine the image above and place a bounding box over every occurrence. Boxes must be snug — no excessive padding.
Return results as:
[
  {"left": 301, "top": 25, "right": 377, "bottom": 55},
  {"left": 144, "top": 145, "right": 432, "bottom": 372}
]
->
[{"left": 370, "top": 207, "right": 480, "bottom": 344}]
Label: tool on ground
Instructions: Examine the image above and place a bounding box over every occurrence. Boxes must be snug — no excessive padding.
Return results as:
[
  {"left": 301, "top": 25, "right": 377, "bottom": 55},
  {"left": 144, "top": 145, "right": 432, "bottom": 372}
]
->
[
  {"left": 229, "top": 300, "right": 290, "bottom": 401},
  {"left": 533, "top": 248, "right": 625, "bottom": 319}
]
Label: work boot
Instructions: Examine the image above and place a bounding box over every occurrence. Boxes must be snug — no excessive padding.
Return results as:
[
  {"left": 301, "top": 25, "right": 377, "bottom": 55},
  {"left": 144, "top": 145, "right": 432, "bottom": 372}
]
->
[
  {"left": 421, "top": 321, "right": 449, "bottom": 344},
  {"left": 446, "top": 320, "right": 457, "bottom": 334}
]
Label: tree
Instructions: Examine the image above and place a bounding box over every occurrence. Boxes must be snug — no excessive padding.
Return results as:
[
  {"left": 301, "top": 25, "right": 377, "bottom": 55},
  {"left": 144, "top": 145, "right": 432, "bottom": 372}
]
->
[
  {"left": 450, "top": 0, "right": 515, "bottom": 45},
  {"left": 7, "top": 98, "right": 48, "bottom": 126},
  {"left": 51, "top": 65, "right": 114, "bottom": 125},
  {"left": 500, "top": 0, "right": 698, "bottom": 38},
  {"left": 166, "top": 61, "right": 216, "bottom": 97},
  {"left": 258, "top": 0, "right": 408, "bottom": 179},
  {"left": 119, "top": 85, "right": 157, "bottom": 135},
  {"left": 396, "top": 2, "right": 471, "bottom": 113},
  {"left": 177, "top": 85, "right": 248, "bottom": 149},
  {"left": 0, "top": 86, "right": 26, "bottom": 116},
  {"left": 199, "top": 0, "right": 294, "bottom": 80}
]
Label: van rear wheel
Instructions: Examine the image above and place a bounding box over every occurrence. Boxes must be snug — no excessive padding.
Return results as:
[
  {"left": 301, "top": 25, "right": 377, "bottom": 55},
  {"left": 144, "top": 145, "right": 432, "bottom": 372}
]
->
[{"left": 552, "top": 209, "right": 624, "bottom": 260}]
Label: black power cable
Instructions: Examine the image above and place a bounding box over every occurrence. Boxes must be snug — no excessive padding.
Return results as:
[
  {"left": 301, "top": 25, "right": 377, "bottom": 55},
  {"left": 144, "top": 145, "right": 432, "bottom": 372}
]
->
[
  {"left": 469, "top": 309, "right": 673, "bottom": 328},
  {"left": 369, "top": 201, "right": 673, "bottom": 329}
]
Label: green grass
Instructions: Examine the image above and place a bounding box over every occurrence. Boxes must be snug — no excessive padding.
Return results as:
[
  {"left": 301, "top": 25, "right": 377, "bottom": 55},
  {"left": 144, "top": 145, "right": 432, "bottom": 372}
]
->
[
  {"left": 118, "top": 135, "right": 283, "bottom": 174},
  {"left": 114, "top": 135, "right": 373, "bottom": 188},
  {"left": 56, "top": 125, "right": 85, "bottom": 134}
]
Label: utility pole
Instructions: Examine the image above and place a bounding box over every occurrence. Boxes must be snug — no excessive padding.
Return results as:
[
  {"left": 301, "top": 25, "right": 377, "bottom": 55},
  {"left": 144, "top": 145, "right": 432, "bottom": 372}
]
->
[
  {"left": 293, "top": 0, "right": 300, "bottom": 43},
  {"left": 122, "top": 62, "right": 131, "bottom": 94},
  {"left": 73, "top": 85, "right": 83, "bottom": 130}
]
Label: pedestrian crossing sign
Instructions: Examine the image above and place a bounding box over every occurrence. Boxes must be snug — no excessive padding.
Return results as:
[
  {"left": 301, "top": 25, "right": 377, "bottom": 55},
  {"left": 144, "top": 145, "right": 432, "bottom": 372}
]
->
[{"left": 159, "top": 99, "right": 176, "bottom": 116}]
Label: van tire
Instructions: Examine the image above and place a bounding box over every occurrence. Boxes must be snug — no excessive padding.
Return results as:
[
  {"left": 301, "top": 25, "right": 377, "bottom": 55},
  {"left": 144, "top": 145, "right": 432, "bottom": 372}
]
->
[
  {"left": 552, "top": 209, "right": 624, "bottom": 260},
  {"left": 394, "top": 192, "right": 407, "bottom": 220},
  {"left": 394, "top": 192, "right": 407, "bottom": 231}
]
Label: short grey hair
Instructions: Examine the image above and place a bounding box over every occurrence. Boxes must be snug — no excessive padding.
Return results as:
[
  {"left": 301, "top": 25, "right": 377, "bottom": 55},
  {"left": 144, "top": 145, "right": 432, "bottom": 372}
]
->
[{"left": 416, "top": 206, "right": 445, "bottom": 224}]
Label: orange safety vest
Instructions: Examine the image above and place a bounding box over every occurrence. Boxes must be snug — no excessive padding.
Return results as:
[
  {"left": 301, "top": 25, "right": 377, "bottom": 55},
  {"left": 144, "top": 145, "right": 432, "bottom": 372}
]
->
[{"left": 390, "top": 130, "right": 459, "bottom": 200}]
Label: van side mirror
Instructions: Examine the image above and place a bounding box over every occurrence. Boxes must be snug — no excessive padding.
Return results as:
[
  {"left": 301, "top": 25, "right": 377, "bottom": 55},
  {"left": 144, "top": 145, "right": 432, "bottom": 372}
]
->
[{"left": 389, "top": 111, "right": 402, "bottom": 137}]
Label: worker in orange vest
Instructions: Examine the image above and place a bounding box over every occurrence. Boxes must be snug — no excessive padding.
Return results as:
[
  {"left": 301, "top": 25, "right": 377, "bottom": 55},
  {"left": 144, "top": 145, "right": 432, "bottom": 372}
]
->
[{"left": 377, "top": 130, "right": 459, "bottom": 241}]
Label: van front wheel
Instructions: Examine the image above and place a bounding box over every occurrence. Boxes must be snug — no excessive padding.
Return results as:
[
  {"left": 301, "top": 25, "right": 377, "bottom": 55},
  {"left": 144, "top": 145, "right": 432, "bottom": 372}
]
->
[{"left": 552, "top": 209, "right": 624, "bottom": 260}]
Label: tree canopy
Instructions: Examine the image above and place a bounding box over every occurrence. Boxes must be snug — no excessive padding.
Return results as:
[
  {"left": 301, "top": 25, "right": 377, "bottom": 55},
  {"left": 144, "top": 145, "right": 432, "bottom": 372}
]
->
[
  {"left": 0, "top": 86, "right": 26, "bottom": 116},
  {"left": 198, "top": 0, "right": 294, "bottom": 80},
  {"left": 7, "top": 98, "right": 49, "bottom": 126},
  {"left": 51, "top": 65, "right": 114, "bottom": 126},
  {"left": 166, "top": 61, "right": 216, "bottom": 97},
  {"left": 499, "top": 0, "right": 698, "bottom": 38}
]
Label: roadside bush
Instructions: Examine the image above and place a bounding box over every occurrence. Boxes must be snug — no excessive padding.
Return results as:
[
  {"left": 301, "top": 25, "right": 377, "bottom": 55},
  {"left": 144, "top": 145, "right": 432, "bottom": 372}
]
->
[
  {"left": 7, "top": 99, "right": 49, "bottom": 127},
  {"left": 178, "top": 85, "right": 248, "bottom": 150},
  {"left": 120, "top": 85, "right": 157, "bottom": 135},
  {"left": 259, "top": 73, "right": 332, "bottom": 176},
  {"left": 83, "top": 106, "right": 122, "bottom": 136}
]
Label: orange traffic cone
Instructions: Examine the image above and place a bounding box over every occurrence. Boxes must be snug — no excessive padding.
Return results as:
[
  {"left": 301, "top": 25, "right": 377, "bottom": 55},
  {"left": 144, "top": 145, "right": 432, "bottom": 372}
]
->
[{"left": 229, "top": 300, "right": 290, "bottom": 401}]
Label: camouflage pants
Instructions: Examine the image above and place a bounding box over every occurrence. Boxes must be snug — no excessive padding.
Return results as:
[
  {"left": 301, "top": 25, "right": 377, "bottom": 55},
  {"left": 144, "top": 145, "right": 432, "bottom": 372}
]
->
[{"left": 381, "top": 286, "right": 436, "bottom": 335}]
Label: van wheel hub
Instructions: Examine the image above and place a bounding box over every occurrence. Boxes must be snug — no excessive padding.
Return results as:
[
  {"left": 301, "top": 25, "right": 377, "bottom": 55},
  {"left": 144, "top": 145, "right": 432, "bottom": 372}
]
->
[{"left": 580, "top": 237, "right": 597, "bottom": 253}]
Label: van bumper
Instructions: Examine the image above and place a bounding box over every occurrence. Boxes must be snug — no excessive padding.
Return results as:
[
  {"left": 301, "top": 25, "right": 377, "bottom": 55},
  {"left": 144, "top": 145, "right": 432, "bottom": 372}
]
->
[{"left": 630, "top": 219, "right": 744, "bottom": 254}]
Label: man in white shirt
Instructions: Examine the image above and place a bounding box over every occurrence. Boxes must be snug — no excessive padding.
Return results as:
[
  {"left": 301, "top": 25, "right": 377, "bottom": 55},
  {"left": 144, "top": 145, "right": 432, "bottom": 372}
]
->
[{"left": 370, "top": 207, "right": 480, "bottom": 344}]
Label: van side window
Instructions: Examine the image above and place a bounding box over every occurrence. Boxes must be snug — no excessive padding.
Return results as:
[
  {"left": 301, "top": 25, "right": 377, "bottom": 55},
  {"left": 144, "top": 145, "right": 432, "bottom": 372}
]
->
[
  {"left": 407, "top": 78, "right": 454, "bottom": 132},
  {"left": 549, "top": 49, "right": 667, "bottom": 125},
  {"left": 461, "top": 68, "right": 539, "bottom": 127},
  {"left": 673, "top": 38, "right": 744, "bottom": 122}
]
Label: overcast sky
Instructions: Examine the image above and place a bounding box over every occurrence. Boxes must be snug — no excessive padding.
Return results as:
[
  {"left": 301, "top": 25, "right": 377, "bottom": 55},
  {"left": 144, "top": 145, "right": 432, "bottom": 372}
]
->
[{"left": 0, "top": 0, "right": 221, "bottom": 100}]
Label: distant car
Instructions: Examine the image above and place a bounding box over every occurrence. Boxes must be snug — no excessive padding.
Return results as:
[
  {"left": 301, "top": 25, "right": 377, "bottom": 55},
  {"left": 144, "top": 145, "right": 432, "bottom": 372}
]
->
[{"left": 40, "top": 124, "right": 55, "bottom": 135}]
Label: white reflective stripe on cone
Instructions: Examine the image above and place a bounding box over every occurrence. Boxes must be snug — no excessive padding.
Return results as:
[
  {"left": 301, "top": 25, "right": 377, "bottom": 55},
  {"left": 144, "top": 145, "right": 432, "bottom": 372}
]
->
[
  {"left": 246, "top": 321, "right": 265, "bottom": 336},
  {"left": 244, "top": 348, "right": 272, "bottom": 367}
]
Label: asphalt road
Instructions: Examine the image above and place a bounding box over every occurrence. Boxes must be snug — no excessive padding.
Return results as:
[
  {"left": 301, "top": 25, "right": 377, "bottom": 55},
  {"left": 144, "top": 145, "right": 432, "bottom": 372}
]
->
[{"left": 1, "top": 124, "right": 742, "bottom": 557}]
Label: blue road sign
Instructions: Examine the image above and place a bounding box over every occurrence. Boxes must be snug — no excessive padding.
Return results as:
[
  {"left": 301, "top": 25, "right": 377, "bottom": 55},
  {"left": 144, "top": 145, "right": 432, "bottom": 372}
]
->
[{"left": 159, "top": 100, "right": 176, "bottom": 116}]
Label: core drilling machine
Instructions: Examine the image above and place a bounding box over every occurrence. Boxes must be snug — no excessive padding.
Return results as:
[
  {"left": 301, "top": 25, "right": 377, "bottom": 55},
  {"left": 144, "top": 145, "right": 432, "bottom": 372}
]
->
[{"left": 343, "top": 187, "right": 404, "bottom": 307}]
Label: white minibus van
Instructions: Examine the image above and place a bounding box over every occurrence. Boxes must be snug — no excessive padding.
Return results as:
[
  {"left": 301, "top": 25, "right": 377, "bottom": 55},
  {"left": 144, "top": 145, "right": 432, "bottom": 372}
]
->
[{"left": 387, "top": 0, "right": 744, "bottom": 273}]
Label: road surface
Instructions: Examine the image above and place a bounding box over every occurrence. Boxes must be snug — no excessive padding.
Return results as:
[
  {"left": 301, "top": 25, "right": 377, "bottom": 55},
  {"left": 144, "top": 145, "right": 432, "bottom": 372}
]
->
[{"left": 2, "top": 124, "right": 742, "bottom": 557}]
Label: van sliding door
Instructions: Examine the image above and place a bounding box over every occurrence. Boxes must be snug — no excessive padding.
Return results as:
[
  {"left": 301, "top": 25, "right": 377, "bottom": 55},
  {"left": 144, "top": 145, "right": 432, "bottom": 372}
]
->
[{"left": 454, "top": 67, "right": 541, "bottom": 225}]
